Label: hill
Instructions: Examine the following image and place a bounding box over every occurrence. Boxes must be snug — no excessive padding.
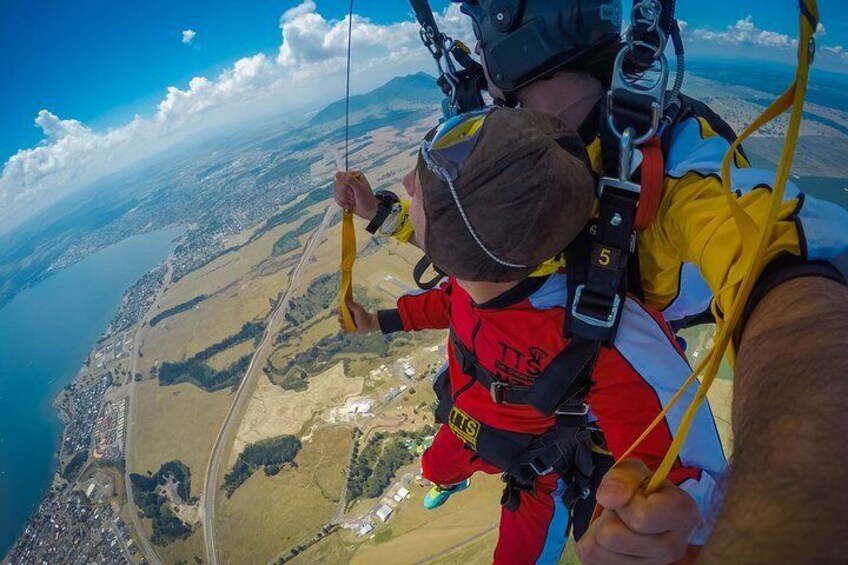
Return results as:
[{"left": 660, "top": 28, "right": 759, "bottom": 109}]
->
[{"left": 310, "top": 72, "right": 440, "bottom": 125}]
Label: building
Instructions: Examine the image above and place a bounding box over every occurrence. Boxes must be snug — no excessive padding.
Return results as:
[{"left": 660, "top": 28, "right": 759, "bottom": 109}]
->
[
  {"left": 358, "top": 523, "right": 374, "bottom": 537},
  {"left": 374, "top": 504, "right": 393, "bottom": 523}
]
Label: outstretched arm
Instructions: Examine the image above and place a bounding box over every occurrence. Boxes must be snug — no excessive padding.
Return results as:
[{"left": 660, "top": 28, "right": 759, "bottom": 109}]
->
[{"left": 702, "top": 276, "right": 848, "bottom": 562}]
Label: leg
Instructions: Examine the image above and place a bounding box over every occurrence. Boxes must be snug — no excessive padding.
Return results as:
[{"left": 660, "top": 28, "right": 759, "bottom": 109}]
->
[
  {"left": 494, "top": 474, "right": 569, "bottom": 565},
  {"left": 421, "top": 424, "right": 499, "bottom": 486}
]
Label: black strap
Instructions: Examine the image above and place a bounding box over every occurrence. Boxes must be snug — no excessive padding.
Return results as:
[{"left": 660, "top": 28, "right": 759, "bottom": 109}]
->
[
  {"left": 365, "top": 191, "right": 398, "bottom": 234},
  {"left": 409, "top": 0, "right": 441, "bottom": 39},
  {"left": 566, "top": 192, "right": 636, "bottom": 345},
  {"left": 450, "top": 331, "right": 533, "bottom": 405},
  {"left": 450, "top": 328, "right": 598, "bottom": 416},
  {"left": 413, "top": 256, "right": 446, "bottom": 290}
]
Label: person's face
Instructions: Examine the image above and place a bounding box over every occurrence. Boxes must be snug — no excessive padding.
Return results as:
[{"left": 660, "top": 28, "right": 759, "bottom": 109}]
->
[
  {"left": 475, "top": 41, "right": 506, "bottom": 101},
  {"left": 402, "top": 167, "right": 427, "bottom": 247}
]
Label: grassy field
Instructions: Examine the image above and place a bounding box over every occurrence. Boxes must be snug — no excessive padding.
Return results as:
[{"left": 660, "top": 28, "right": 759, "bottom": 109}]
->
[
  {"left": 216, "top": 425, "right": 353, "bottom": 564},
  {"left": 129, "top": 379, "right": 233, "bottom": 489},
  {"left": 138, "top": 206, "right": 330, "bottom": 371},
  {"left": 349, "top": 470, "right": 504, "bottom": 565},
  {"left": 229, "top": 364, "right": 362, "bottom": 465}
]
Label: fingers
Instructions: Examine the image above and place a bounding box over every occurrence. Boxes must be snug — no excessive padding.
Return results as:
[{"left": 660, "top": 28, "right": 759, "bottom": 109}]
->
[
  {"left": 333, "top": 172, "right": 355, "bottom": 209},
  {"left": 596, "top": 459, "right": 652, "bottom": 511},
  {"left": 345, "top": 298, "right": 362, "bottom": 315},
  {"left": 580, "top": 509, "right": 688, "bottom": 563},
  {"left": 345, "top": 299, "right": 374, "bottom": 334},
  {"left": 615, "top": 481, "right": 700, "bottom": 536},
  {"left": 576, "top": 526, "right": 653, "bottom": 565}
]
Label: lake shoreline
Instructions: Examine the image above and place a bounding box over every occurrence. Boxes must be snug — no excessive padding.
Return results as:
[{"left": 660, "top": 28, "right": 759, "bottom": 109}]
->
[{"left": 0, "top": 227, "right": 183, "bottom": 558}]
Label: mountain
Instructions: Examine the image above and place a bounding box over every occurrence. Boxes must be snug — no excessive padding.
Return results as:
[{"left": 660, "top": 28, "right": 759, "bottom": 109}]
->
[{"left": 310, "top": 72, "right": 441, "bottom": 125}]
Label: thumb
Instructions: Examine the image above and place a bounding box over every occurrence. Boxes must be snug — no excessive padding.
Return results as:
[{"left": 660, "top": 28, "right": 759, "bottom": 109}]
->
[{"left": 596, "top": 459, "right": 652, "bottom": 511}]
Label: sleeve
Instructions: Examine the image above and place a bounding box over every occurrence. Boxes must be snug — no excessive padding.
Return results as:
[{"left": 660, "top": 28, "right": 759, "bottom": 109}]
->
[
  {"left": 378, "top": 280, "right": 452, "bottom": 333},
  {"left": 645, "top": 116, "right": 848, "bottom": 321},
  {"left": 589, "top": 300, "right": 728, "bottom": 545}
]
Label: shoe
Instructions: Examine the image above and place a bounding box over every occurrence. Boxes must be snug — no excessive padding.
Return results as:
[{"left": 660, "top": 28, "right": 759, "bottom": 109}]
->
[{"left": 423, "top": 479, "right": 470, "bottom": 510}]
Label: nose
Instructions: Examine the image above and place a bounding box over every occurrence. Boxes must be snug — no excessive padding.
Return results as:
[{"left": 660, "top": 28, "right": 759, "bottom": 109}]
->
[{"left": 402, "top": 169, "right": 416, "bottom": 197}]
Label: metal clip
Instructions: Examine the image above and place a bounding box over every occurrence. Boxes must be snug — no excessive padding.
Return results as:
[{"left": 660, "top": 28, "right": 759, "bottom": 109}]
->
[
  {"left": 571, "top": 285, "right": 622, "bottom": 330},
  {"left": 529, "top": 460, "right": 554, "bottom": 476},
  {"left": 490, "top": 381, "right": 507, "bottom": 404},
  {"left": 556, "top": 402, "right": 590, "bottom": 417}
]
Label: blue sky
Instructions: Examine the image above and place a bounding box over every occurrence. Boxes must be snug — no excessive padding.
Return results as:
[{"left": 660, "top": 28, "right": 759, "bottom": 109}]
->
[{"left": 1, "top": 0, "right": 847, "bottom": 231}]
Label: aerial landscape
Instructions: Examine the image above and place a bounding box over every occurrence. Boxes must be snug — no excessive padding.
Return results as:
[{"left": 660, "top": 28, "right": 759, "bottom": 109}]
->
[{"left": 2, "top": 1, "right": 848, "bottom": 564}]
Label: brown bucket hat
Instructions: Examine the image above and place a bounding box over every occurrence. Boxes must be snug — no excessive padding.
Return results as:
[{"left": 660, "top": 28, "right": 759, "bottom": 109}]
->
[{"left": 418, "top": 107, "right": 595, "bottom": 282}]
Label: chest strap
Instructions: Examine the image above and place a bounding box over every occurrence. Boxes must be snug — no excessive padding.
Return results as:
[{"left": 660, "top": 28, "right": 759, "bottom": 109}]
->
[{"left": 450, "top": 330, "right": 598, "bottom": 416}]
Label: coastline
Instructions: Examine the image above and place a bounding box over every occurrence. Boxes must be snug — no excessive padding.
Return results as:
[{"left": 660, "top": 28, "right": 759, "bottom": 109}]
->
[{"left": 1, "top": 228, "right": 183, "bottom": 562}]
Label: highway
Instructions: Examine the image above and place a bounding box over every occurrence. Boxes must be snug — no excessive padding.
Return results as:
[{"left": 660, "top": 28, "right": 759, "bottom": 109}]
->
[
  {"left": 123, "top": 261, "right": 172, "bottom": 565},
  {"left": 202, "top": 205, "right": 335, "bottom": 565}
]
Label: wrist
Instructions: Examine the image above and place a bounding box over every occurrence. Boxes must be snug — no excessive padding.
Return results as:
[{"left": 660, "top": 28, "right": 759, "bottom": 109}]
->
[{"left": 365, "top": 191, "right": 401, "bottom": 234}]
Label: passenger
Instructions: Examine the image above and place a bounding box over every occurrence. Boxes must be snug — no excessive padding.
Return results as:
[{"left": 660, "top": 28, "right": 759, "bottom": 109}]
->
[{"left": 339, "top": 107, "right": 726, "bottom": 565}]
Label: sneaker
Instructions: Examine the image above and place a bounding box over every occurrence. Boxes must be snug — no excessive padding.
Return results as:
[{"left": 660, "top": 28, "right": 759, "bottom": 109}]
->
[{"left": 423, "top": 479, "right": 470, "bottom": 510}]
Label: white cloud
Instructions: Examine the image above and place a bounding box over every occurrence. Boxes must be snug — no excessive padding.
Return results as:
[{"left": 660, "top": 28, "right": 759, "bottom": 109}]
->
[
  {"left": 692, "top": 16, "right": 798, "bottom": 50},
  {"left": 0, "top": 2, "right": 473, "bottom": 231}
]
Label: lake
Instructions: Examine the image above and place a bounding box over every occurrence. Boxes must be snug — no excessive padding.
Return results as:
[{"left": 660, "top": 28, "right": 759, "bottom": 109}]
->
[{"left": 0, "top": 226, "right": 182, "bottom": 556}]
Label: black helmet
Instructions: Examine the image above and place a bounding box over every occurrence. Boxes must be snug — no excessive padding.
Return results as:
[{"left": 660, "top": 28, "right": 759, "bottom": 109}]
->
[{"left": 456, "top": 0, "right": 623, "bottom": 94}]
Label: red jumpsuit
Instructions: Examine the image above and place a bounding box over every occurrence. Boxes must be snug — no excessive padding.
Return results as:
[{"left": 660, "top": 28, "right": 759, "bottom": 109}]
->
[{"left": 378, "top": 273, "right": 727, "bottom": 565}]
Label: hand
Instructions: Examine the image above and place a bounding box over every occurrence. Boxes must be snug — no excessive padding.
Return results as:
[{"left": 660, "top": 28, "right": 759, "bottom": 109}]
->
[
  {"left": 576, "top": 459, "right": 700, "bottom": 565},
  {"left": 334, "top": 171, "right": 379, "bottom": 221},
  {"left": 344, "top": 299, "right": 380, "bottom": 334}
]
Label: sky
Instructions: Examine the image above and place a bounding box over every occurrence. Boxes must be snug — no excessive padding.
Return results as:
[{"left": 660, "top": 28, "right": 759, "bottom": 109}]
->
[{"left": 1, "top": 0, "right": 847, "bottom": 232}]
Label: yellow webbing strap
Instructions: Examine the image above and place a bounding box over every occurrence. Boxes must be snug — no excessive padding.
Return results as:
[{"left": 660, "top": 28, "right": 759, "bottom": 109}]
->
[
  {"left": 339, "top": 208, "right": 357, "bottom": 333},
  {"left": 618, "top": 0, "right": 819, "bottom": 494}
]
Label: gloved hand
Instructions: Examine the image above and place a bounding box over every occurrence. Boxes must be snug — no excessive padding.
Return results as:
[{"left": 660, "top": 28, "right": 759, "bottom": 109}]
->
[
  {"left": 576, "top": 459, "right": 700, "bottom": 564},
  {"left": 334, "top": 171, "right": 379, "bottom": 221}
]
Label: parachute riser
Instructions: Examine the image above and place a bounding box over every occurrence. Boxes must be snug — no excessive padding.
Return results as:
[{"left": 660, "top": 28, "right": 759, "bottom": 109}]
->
[{"left": 411, "top": 0, "right": 486, "bottom": 120}]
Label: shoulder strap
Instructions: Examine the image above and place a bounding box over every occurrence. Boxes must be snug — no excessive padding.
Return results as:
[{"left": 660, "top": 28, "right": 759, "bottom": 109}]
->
[{"left": 413, "top": 256, "right": 446, "bottom": 290}]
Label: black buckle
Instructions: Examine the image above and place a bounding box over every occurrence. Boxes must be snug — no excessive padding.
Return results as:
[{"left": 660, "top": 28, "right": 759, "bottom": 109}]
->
[{"left": 490, "top": 381, "right": 507, "bottom": 404}]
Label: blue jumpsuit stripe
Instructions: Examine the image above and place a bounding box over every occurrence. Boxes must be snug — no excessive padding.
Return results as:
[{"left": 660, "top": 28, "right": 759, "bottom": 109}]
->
[{"left": 535, "top": 478, "right": 569, "bottom": 565}]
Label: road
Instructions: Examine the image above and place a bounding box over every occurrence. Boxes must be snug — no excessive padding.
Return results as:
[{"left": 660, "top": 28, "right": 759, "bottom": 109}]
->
[
  {"left": 123, "top": 261, "right": 173, "bottom": 565},
  {"left": 203, "top": 205, "right": 335, "bottom": 565}
]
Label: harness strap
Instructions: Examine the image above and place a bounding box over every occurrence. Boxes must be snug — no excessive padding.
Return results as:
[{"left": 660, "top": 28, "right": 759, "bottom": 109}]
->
[
  {"left": 449, "top": 330, "right": 598, "bottom": 415},
  {"left": 413, "top": 256, "right": 446, "bottom": 291}
]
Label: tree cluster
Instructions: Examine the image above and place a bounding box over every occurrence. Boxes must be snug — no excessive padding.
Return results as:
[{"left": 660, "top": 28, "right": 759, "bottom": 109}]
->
[
  {"left": 272, "top": 213, "right": 324, "bottom": 257},
  {"left": 223, "top": 435, "right": 302, "bottom": 497},
  {"left": 129, "top": 461, "right": 193, "bottom": 546},
  {"left": 157, "top": 354, "right": 250, "bottom": 392},
  {"left": 346, "top": 433, "right": 414, "bottom": 501},
  {"left": 149, "top": 295, "right": 208, "bottom": 327},
  {"left": 156, "top": 321, "right": 263, "bottom": 391}
]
